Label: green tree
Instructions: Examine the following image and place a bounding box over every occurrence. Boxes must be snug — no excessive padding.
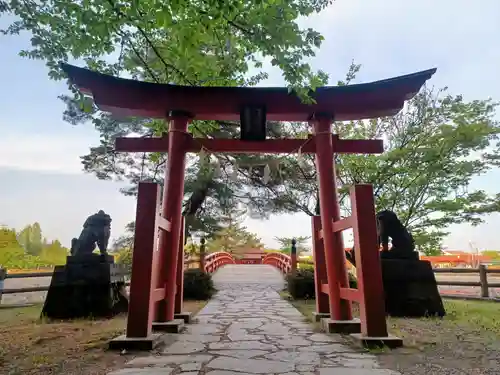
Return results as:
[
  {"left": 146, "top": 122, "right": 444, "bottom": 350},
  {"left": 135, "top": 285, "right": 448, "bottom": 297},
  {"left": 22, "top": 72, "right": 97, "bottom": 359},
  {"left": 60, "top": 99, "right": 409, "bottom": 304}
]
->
[
  {"left": 0, "top": 227, "right": 25, "bottom": 267},
  {"left": 217, "top": 203, "right": 247, "bottom": 229},
  {"left": 273, "top": 235, "right": 311, "bottom": 254},
  {"left": 39, "top": 239, "right": 68, "bottom": 265},
  {"left": 208, "top": 225, "right": 264, "bottom": 255},
  {"left": 241, "top": 66, "right": 500, "bottom": 253},
  {"left": 1, "top": 0, "right": 330, "bottom": 93},
  {"left": 207, "top": 204, "right": 264, "bottom": 254},
  {"left": 29, "top": 222, "right": 44, "bottom": 255},
  {"left": 1, "top": 0, "right": 333, "bottom": 243},
  {"left": 1, "top": 224, "right": 72, "bottom": 269},
  {"left": 239, "top": 232, "right": 265, "bottom": 250},
  {"left": 16, "top": 226, "right": 30, "bottom": 253},
  {"left": 481, "top": 251, "right": 500, "bottom": 260},
  {"left": 111, "top": 221, "right": 135, "bottom": 252},
  {"left": 16, "top": 222, "right": 45, "bottom": 256},
  {"left": 115, "top": 247, "right": 133, "bottom": 271}
]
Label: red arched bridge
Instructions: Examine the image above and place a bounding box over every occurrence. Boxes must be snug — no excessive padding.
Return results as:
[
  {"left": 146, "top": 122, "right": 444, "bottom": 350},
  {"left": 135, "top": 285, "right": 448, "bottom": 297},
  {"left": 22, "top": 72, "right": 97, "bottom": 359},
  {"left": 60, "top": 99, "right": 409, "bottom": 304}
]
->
[
  {"left": 199, "top": 250, "right": 297, "bottom": 275},
  {"left": 188, "top": 251, "right": 298, "bottom": 281}
]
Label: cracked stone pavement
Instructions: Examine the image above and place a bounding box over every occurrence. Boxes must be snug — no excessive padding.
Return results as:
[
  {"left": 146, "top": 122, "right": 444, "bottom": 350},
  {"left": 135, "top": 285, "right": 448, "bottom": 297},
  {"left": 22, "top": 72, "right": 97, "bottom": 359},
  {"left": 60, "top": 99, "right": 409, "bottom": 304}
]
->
[{"left": 109, "top": 265, "right": 401, "bottom": 375}]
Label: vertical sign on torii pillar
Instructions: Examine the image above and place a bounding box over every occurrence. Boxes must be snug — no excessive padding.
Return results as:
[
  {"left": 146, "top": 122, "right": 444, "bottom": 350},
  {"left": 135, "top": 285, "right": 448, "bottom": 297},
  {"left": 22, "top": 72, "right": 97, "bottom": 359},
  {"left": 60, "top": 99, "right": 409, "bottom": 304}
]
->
[{"left": 60, "top": 63, "right": 436, "bottom": 350}]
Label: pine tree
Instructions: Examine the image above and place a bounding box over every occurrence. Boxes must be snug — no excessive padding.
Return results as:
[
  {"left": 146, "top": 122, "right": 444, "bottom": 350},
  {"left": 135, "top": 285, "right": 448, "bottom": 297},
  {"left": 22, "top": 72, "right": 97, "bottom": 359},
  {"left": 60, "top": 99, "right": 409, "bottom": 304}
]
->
[
  {"left": 208, "top": 205, "right": 264, "bottom": 255},
  {"left": 274, "top": 236, "right": 311, "bottom": 255},
  {"left": 29, "top": 222, "right": 44, "bottom": 256},
  {"left": 17, "top": 225, "right": 31, "bottom": 254}
]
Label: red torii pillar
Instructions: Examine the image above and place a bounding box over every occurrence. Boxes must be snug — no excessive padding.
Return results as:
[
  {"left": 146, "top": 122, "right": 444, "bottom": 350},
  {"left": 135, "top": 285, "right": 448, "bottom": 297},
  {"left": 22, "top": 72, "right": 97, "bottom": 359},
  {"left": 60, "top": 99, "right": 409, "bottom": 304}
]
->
[
  {"left": 155, "top": 113, "right": 191, "bottom": 323},
  {"left": 116, "top": 129, "right": 384, "bottom": 328},
  {"left": 312, "top": 114, "right": 352, "bottom": 320},
  {"left": 115, "top": 132, "right": 385, "bottom": 319}
]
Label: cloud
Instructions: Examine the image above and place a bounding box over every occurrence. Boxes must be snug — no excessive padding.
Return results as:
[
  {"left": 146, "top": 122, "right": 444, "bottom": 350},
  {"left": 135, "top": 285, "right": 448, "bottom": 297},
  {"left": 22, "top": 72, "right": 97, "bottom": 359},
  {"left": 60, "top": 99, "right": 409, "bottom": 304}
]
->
[
  {"left": 0, "top": 0, "right": 499, "bottom": 252},
  {"left": 302, "top": 0, "right": 500, "bottom": 96},
  {"left": 0, "top": 133, "right": 96, "bottom": 174}
]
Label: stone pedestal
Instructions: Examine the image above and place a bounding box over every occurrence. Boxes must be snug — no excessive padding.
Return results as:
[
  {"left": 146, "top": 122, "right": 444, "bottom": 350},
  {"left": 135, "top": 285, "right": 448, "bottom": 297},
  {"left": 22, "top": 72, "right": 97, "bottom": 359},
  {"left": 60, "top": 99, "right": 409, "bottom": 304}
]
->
[
  {"left": 41, "top": 254, "right": 129, "bottom": 319},
  {"left": 175, "top": 312, "right": 194, "bottom": 323},
  {"left": 321, "top": 318, "right": 361, "bottom": 334},
  {"left": 381, "top": 258, "right": 445, "bottom": 317}
]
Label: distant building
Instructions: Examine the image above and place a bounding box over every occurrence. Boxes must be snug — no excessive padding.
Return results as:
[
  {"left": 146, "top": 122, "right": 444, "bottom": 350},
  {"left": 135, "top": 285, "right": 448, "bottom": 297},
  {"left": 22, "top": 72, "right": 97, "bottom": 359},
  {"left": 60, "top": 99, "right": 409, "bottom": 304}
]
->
[
  {"left": 421, "top": 250, "right": 492, "bottom": 268},
  {"left": 442, "top": 250, "right": 469, "bottom": 256},
  {"left": 232, "top": 248, "right": 266, "bottom": 264}
]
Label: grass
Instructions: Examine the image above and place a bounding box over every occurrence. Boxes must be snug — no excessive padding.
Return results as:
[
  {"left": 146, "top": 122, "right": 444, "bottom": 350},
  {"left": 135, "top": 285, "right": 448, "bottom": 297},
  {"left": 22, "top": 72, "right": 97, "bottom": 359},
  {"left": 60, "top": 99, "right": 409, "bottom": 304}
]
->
[
  {"left": 283, "top": 293, "right": 500, "bottom": 344},
  {"left": 0, "top": 300, "right": 207, "bottom": 375},
  {"left": 4, "top": 268, "right": 54, "bottom": 274},
  {"left": 282, "top": 292, "right": 500, "bottom": 373}
]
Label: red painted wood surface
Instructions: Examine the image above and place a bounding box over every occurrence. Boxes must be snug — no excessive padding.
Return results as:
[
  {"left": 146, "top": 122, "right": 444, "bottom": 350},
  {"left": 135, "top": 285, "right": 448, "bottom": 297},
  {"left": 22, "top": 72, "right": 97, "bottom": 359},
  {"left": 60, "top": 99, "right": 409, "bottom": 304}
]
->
[
  {"left": 204, "top": 252, "right": 236, "bottom": 273},
  {"left": 126, "top": 182, "right": 164, "bottom": 338},
  {"left": 115, "top": 136, "right": 384, "bottom": 155},
  {"left": 312, "top": 116, "right": 352, "bottom": 321},
  {"left": 175, "top": 217, "right": 185, "bottom": 314},
  {"left": 262, "top": 252, "right": 293, "bottom": 273},
  {"left": 61, "top": 63, "right": 434, "bottom": 342},
  {"left": 312, "top": 216, "right": 329, "bottom": 315},
  {"left": 61, "top": 63, "right": 436, "bottom": 122},
  {"left": 157, "top": 116, "right": 190, "bottom": 322},
  {"left": 268, "top": 185, "right": 390, "bottom": 338},
  {"left": 350, "top": 185, "right": 388, "bottom": 337},
  {"left": 312, "top": 184, "right": 388, "bottom": 337},
  {"left": 236, "top": 259, "right": 262, "bottom": 264}
]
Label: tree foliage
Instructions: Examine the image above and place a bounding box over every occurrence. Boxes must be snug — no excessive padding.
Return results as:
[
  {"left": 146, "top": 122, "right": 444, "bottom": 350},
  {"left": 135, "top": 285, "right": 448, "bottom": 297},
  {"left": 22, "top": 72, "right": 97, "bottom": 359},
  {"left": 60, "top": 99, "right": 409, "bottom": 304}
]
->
[
  {"left": 481, "top": 250, "right": 500, "bottom": 260},
  {"left": 3, "top": 1, "right": 498, "bottom": 253},
  {"left": 274, "top": 235, "right": 311, "bottom": 254},
  {"left": 0, "top": 0, "right": 335, "bottom": 241},
  {"left": 207, "top": 204, "right": 264, "bottom": 255},
  {"left": 243, "top": 66, "right": 500, "bottom": 252},
  {"left": 17, "top": 222, "right": 44, "bottom": 256},
  {"left": 0, "top": 224, "right": 69, "bottom": 269},
  {"left": 1, "top": 0, "right": 331, "bottom": 92}
]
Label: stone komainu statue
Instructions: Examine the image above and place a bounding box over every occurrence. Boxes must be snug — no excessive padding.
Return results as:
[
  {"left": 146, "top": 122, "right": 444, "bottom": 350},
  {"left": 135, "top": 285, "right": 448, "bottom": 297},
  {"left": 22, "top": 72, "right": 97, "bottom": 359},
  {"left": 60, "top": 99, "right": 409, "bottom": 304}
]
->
[
  {"left": 345, "top": 210, "right": 415, "bottom": 266},
  {"left": 376, "top": 210, "right": 415, "bottom": 256},
  {"left": 70, "top": 210, "right": 112, "bottom": 256}
]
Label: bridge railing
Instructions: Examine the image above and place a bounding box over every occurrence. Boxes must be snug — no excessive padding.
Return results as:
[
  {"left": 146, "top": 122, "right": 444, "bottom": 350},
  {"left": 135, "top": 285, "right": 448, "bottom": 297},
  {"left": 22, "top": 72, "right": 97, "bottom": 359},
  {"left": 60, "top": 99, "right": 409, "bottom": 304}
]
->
[
  {"left": 261, "top": 255, "right": 500, "bottom": 300},
  {"left": 203, "top": 251, "right": 236, "bottom": 273},
  {"left": 262, "top": 252, "right": 293, "bottom": 274}
]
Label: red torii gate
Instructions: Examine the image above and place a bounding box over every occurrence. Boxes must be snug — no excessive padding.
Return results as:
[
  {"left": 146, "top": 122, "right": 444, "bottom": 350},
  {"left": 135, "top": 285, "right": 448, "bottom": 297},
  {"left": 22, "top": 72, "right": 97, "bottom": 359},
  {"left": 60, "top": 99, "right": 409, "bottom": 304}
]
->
[{"left": 61, "top": 63, "right": 435, "bottom": 349}]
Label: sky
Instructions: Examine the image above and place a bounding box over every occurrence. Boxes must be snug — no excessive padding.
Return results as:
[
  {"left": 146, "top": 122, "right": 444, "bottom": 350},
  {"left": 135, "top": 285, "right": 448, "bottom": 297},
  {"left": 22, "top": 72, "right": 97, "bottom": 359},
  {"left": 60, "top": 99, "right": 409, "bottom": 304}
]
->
[{"left": 1, "top": 0, "right": 500, "bottom": 252}]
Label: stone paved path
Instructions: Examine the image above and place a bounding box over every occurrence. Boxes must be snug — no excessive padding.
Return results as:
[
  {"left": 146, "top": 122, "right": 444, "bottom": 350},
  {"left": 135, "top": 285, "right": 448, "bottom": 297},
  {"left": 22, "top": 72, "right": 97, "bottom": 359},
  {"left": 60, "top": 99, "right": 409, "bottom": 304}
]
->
[{"left": 110, "top": 265, "right": 401, "bottom": 375}]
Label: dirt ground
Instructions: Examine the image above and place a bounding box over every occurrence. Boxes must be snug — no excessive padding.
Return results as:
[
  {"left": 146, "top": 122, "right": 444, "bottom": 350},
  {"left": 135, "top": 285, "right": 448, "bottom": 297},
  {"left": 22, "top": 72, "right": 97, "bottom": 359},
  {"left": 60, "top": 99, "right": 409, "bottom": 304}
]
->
[
  {"left": 286, "top": 295, "right": 500, "bottom": 375},
  {"left": 0, "top": 300, "right": 207, "bottom": 375}
]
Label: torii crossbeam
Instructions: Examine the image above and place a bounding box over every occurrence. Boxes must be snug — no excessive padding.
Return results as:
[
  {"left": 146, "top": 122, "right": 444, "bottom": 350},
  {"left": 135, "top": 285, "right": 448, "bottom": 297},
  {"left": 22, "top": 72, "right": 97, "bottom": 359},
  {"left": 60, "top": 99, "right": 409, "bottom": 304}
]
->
[
  {"left": 114, "top": 135, "right": 384, "bottom": 154},
  {"left": 61, "top": 63, "right": 436, "bottom": 348}
]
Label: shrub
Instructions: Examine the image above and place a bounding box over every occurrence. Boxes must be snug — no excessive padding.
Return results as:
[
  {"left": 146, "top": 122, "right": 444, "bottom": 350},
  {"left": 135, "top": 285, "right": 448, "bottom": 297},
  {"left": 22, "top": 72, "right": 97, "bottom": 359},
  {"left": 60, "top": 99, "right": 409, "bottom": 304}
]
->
[
  {"left": 183, "top": 269, "right": 215, "bottom": 300},
  {"left": 286, "top": 268, "right": 358, "bottom": 299},
  {"left": 348, "top": 272, "right": 358, "bottom": 288},
  {"left": 286, "top": 269, "right": 315, "bottom": 299},
  {"left": 298, "top": 262, "right": 314, "bottom": 270}
]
